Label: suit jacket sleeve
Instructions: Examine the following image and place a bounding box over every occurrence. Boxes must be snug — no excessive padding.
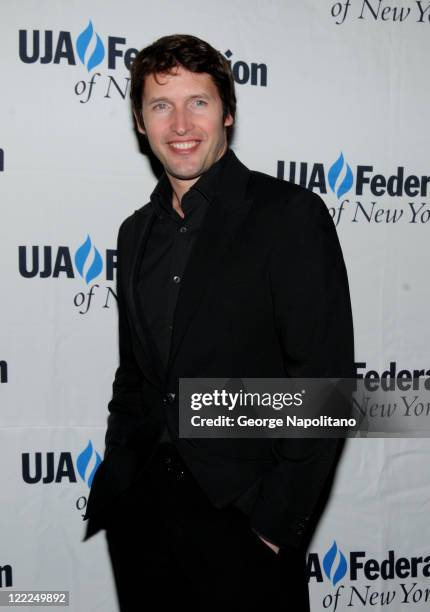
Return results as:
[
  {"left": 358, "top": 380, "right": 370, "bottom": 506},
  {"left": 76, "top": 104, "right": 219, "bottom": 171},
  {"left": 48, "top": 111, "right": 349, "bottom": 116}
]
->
[
  {"left": 249, "top": 188, "right": 355, "bottom": 549},
  {"left": 104, "top": 218, "right": 144, "bottom": 457}
]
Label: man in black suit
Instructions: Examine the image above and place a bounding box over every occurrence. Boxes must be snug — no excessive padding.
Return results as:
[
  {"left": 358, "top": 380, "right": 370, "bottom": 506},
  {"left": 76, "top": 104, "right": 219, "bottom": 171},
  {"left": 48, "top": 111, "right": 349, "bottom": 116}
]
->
[{"left": 83, "top": 34, "right": 354, "bottom": 611}]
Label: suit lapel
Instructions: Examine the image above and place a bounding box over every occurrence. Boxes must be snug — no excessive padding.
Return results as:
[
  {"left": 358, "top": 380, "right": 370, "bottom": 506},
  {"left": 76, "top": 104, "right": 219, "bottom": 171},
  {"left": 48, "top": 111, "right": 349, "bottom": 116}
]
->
[
  {"left": 167, "top": 152, "right": 253, "bottom": 372},
  {"left": 126, "top": 206, "right": 165, "bottom": 389}
]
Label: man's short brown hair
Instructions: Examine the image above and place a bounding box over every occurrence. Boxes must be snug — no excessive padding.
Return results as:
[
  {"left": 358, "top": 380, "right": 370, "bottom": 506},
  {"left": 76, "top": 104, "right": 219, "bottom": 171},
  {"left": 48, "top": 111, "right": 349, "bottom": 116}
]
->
[{"left": 130, "top": 34, "right": 236, "bottom": 136}]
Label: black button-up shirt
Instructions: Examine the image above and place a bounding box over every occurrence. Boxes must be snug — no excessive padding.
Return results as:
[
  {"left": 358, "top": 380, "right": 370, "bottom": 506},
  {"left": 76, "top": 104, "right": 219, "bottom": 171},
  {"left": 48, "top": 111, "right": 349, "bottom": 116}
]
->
[
  {"left": 137, "top": 149, "right": 231, "bottom": 442},
  {"left": 137, "top": 148, "right": 262, "bottom": 518}
]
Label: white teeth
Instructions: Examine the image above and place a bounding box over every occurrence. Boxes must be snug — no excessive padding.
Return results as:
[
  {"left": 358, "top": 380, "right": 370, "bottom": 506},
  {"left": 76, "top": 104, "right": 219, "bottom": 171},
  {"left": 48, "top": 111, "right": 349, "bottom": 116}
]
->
[{"left": 170, "top": 141, "right": 199, "bottom": 150}]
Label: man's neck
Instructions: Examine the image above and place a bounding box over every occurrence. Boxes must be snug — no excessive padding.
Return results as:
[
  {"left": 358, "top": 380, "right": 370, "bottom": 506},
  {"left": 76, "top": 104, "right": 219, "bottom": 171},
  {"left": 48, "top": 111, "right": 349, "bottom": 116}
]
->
[
  {"left": 166, "top": 144, "right": 229, "bottom": 218},
  {"left": 168, "top": 175, "right": 199, "bottom": 219}
]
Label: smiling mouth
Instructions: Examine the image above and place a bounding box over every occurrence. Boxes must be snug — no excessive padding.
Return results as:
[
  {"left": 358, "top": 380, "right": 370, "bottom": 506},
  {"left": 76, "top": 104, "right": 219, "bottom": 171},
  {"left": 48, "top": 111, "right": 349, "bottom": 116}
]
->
[{"left": 169, "top": 140, "right": 201, "bottom": 150}]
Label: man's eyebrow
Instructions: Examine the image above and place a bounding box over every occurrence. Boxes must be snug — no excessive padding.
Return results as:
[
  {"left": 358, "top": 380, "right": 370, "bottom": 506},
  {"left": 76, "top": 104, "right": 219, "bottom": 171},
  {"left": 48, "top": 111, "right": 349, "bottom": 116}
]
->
[
  {"left": 146, "top": 96, "right": 170, "bottom": 105},
  {"left": 146, "top": 93, "right": 212, "bottom": 105},
  {"left": 189, "top": 93, "right": 211, "bottom": 99}
]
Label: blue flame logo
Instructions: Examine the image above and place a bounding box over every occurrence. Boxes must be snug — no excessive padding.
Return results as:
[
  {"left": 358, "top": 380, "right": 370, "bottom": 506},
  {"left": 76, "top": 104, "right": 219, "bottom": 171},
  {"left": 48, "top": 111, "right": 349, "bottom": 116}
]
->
[
  {"left": 74, "top": 235, "right": 103, "bottom": 284},
  {"left": 323, "top": 541, "right": 348, "bottom": 586},
  {"left": 328, "top": 152, "right": 354, "bottom": 199},
  {"left": 76, "top": 21, "right": 105, "bottom": 72},
  {"left": 76, "top": 440, "right": 102, "bottom": 488}
]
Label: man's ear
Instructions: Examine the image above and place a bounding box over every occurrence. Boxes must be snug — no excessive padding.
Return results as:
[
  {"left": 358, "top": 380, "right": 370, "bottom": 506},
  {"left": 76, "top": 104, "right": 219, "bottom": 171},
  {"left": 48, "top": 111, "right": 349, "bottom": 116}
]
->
[
  {"left": 133, "top": 110, "right": 146, "bottom": 135},
  {"left": 224, "top": 112, "right": 234, "bottom": 128}
]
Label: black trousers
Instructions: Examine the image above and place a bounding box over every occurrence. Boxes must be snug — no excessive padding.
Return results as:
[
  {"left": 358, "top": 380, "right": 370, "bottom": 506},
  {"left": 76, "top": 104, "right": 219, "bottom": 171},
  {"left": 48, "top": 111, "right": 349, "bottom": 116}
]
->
[{"left": 105, "top": 442, "right": 310, "bottom": 612}]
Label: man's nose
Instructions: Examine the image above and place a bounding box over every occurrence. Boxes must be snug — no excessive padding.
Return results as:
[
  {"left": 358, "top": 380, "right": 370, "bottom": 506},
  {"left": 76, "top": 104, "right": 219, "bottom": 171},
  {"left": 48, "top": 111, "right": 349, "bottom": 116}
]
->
[{"left": 171, "top": 108, "right": 193, "bottom": 135}]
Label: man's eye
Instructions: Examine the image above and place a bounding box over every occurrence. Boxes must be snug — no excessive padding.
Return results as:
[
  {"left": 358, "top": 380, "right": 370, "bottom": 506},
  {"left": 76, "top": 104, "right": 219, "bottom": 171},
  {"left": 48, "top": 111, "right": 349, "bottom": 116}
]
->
[
  {"left": 194, "top": 99, "right": 207, "bottom": 107},
  {"left": 153, "top": 103, "right": 169, "bottom": 111}
]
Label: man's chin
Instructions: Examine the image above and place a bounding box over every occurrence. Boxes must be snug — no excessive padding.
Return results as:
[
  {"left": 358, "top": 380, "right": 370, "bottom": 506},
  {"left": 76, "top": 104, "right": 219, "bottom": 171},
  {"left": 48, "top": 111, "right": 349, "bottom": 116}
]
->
[{"left": 165, "top": 164, "right": 205, "bottom": 182}]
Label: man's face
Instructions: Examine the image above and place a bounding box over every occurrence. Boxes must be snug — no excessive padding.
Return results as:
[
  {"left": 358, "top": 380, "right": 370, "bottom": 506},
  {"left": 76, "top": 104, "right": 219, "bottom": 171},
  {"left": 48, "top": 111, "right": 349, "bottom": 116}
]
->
[{"left": 137, "top": 65, "right": 233, "bottom": 182}]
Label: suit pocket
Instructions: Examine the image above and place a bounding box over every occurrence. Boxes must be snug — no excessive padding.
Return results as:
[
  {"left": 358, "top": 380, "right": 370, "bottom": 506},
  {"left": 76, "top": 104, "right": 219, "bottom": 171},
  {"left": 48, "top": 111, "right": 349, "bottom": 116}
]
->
[
  {"left": 248, "top": 529, "right": 280, "bottom": 559},
  {"left": 85, "top": 446, "right": 143, "bottom": 519}
]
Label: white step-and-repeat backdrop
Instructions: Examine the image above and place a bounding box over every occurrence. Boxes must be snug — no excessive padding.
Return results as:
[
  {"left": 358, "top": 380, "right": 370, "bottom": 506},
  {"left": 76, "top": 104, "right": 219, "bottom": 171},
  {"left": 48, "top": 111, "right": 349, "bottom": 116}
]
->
[{"left": 1, "top": 1, "right": 429, "bottom": 610}]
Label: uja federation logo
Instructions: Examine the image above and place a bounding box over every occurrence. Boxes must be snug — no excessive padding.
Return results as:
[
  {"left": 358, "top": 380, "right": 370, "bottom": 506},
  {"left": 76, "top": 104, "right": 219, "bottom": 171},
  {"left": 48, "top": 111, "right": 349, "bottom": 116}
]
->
[
  {"left": 19, "top": 20, "right": 134, "bottom": 71},
  {"left": 75, "top": 21, "right": 105, "bottom": 72},
  {"left": 308, "top": 541, "right": 430, "bottom": 610},
  {"left": 22, "top": 440, "right": 102, "bottom": 487},
  {"left": 19, "top": 234, "right": 110, "bottom": 283},
  {"left": 18, "top": 235, "right": 116, "bottom": 314},
  {"left": 323, "top": 541, "right": 348, "bottom": 586},
  {"left": 74, "top": 235, "right": 103, "bottom": 284},
  {"left": 277, "top": 152, "right": 430, "bottom": 226},
  {"left": 328, "top": 153, "right": 354, "bottom": 199},
  {"left": 22, "top": 440, "right": 103, "bottom": 522}
]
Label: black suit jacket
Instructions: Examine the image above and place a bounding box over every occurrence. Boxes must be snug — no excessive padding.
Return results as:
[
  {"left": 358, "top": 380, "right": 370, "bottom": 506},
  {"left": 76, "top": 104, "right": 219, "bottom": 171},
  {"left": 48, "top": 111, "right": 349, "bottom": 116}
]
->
[{"left": 83, "top": 150, "right": 354, "bottom": 548}]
